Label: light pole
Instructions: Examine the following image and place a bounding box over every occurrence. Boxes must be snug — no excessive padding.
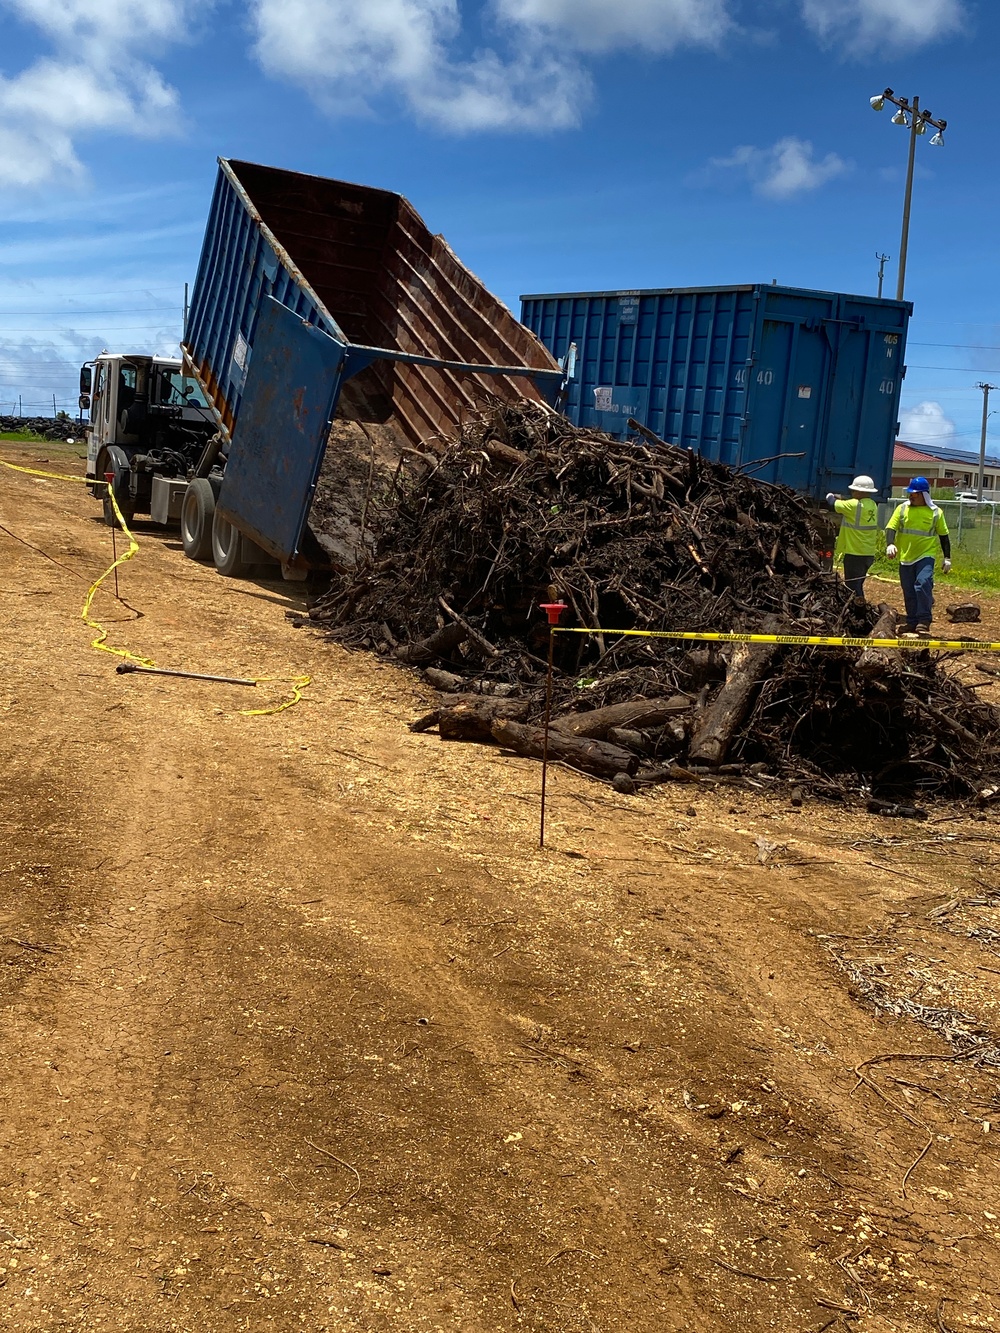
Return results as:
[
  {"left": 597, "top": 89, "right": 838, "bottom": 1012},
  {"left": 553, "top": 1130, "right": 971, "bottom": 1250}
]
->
[
  {"left": 869, "top": 89, "right": 947, "bottom": 301},
  {"left": 977, "top": 383, "right": 998, "bottom": 502}
]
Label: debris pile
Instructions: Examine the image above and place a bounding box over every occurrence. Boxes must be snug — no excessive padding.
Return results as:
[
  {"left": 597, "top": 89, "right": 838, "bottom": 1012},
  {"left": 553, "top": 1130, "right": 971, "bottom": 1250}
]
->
[{"left": 311, "top": 399, "right": 1000, "bottom": 801}]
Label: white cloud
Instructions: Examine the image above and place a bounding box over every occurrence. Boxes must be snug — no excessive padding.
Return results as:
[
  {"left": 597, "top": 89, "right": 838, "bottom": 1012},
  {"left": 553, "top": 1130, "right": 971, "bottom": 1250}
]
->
[
  {"left": 898, "top": 401, "right": 958, "bottom": 447},
  {"left": 250, "top": 0, "right": 733, "bottom": 132},
  {"left": 251, "top": 0, "right": 590, "bottom": 129},
  {"left": 800, "top": 0, "right": 966, "bottom": 52},
  {"left": 494, "top": 0, "right": 732, "bottom": 54},
  {"left": 706, "top": 137, "right": 850, "bottom": 200},
  {"left": 0, "top": 0, "right": 196, "bottom": 189}
]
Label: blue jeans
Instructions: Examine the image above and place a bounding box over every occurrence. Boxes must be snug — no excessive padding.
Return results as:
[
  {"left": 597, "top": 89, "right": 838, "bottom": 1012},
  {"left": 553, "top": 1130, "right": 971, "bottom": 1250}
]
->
[{"left": 899, "top": 556, "right": 936, "bottom": 628}]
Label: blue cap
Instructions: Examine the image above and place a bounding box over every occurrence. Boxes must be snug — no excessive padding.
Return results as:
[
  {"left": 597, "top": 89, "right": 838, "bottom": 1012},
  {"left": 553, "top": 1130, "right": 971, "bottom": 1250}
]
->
[{"left": 907, "top": 476, "right": 931, "bottom": 493}]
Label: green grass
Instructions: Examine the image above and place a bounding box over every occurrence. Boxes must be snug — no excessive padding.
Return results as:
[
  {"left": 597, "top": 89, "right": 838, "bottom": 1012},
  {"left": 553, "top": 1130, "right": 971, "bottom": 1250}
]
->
[
  {"left": 850, "top": 537, "right": 1000, "bottom": 595},
  {"left": 0, "top": 432, "right": 87, "bottom": 459}
]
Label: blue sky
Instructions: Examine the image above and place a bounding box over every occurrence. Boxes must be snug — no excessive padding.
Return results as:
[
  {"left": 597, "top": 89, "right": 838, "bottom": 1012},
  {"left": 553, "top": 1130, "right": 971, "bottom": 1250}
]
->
[{"left": 0, "top": 0, "right": 995, "bottom": 454}]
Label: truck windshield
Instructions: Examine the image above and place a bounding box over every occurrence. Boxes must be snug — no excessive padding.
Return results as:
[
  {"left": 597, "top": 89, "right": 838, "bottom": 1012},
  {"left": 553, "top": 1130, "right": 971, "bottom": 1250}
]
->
[{"left": 157, "top": 369, "right": 209, "bottom": 407}]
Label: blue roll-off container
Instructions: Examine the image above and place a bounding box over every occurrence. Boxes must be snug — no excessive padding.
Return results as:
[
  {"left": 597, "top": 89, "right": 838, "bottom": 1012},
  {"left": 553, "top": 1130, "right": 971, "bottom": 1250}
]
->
[{"left": 521, "top": 285, "right": 911, "bottom": 500}]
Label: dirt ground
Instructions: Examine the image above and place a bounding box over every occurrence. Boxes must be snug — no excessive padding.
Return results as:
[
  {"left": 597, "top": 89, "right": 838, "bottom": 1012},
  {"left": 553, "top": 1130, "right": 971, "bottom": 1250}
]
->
[{"left": 1, "top": 442, "right": 1000, "bottom": 1333}]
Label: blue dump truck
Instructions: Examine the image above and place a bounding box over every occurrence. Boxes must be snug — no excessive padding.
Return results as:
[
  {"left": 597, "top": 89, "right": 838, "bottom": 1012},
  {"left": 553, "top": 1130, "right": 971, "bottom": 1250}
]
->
[
  {"left": 520, "top": 285, "right": 911, "bottom": 501},
  {"left": 85, "top": 158, "right": 562, "bottom": 578}
]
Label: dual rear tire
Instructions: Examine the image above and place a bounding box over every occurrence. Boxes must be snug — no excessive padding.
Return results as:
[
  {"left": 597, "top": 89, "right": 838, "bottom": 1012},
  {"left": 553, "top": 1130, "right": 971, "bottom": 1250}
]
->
[{"left": 181, "top": 478, "right": 277, "bottom": 578}]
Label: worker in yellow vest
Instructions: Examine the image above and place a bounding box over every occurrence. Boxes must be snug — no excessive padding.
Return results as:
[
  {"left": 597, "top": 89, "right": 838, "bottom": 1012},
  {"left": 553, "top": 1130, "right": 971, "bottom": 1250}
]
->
[
  {"left": 825, "top": 474, "right": 880, "bottom": 603},
  {"left": 885, "top": 476, "right": 951, "bottom": 636}
]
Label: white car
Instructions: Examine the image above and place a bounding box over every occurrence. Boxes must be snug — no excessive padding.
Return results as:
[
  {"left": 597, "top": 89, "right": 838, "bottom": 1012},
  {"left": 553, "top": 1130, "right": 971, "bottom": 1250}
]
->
[{"left": 955, "top": 491, "right": 981, "bottom": 504}]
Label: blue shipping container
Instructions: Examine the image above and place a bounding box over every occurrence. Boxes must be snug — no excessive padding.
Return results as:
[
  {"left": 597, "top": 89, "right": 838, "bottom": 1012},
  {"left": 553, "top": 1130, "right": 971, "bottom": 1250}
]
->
[{"left": 521, "top": 285, "right": 911, "bottom": 500}]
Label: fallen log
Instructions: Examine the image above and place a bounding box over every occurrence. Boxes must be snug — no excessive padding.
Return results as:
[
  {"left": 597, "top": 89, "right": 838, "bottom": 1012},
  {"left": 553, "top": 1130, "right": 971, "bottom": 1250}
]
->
[
  {"left": 395, "top": 622, "right": 467, "bottom": 664},
  {"left": 491, "top": 718, "right": 639, "bottom": 778},
  {"left": 687, "top": 639, "right": 779, "bottom": 766},
  {"left": 422, "top": 668, "right": 518, "bottom": 696},
  {"left": 856, "top": 604, "right": 899, "bottom": 678},
  {"left": 606, "top": 727, "right": 656, "bottom": 755},
  {"left": 423, "top": 666, "right": 465, "bottom": 691},
  {"left": 553, "top": 695, "right": 691, "bottom": 741},
  {"left": 439, "top": 696, "right": 529, "bottom": 742}
]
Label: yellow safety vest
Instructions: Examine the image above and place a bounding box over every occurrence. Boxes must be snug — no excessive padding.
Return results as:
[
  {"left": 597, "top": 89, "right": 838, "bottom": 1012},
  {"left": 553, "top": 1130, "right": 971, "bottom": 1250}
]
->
[
  {"left": 886, "top": 500, "right": 949, "bottom": 565},
  {"left": 834, "top": 497, "right": 879, "bottom": 556}
]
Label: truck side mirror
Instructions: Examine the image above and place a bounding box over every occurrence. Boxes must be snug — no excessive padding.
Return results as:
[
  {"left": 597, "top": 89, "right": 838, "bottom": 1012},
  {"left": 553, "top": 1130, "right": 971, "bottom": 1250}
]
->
[
  {"left": 79, "top": 366, "right": 92, "bottom": 395},
  {"left": 79, "top": 393, "right": 91, "bottom": 411}
]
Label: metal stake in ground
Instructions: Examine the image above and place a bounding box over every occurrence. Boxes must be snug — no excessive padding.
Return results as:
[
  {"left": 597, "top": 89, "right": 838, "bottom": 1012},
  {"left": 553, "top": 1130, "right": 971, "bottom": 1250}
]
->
[
  {"left": 116, "top": 663, "right": 258, "bottom": 686},
  {"left": 111, "top": 518, "right": 119, "bottom": 600},
  {"left": 538, "top": 602, "right": 567, "bottom": 849},
  {"left": 100, "top": 475, "right": 120, "bottom": 601}
]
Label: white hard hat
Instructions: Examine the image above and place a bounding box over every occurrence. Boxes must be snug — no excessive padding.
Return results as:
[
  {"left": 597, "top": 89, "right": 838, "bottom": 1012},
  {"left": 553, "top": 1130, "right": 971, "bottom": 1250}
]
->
[{"left": 849, "top": 475, "right": 878, "bottom": 493}]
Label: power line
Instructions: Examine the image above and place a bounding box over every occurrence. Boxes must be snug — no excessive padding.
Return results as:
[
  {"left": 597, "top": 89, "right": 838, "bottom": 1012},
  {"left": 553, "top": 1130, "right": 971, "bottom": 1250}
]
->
[
  {"left": 906, "top": 364, "right": 1000, "bottom": 372},
  {"left": 910, "top": 341, "right": 1000, "bottom": 350},
  {"left": 0, "top": 325, "right": 179, "bottom": 332},
  {"left": 0, "top": 307, "right": 180, "bottom": 316}
]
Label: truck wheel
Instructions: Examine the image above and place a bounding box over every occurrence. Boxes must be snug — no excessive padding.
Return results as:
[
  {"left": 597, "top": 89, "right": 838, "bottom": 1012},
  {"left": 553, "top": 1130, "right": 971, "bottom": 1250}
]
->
[
  {"left": 98, "top": 446, "right": 134, "bottom": 529},
  {"left": 211, "top": 511, "right": 269, "bottom": 578},
  {"left": 180, "top": 479, "right": 215, "bottom": 561}
]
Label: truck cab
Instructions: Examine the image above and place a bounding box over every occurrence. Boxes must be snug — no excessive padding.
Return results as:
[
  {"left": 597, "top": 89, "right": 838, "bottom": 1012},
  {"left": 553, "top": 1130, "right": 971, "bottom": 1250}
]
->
[{"left": 80, "top": 353, "right": 216, "bottom": 526}]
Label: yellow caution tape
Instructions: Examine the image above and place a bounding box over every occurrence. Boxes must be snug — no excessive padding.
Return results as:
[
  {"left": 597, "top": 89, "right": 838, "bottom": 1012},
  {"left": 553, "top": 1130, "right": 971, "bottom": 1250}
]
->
[
  {"left": 0, "top": 456, "right": 312, "bottom": 709},
  {"left": 553, "top": 627, "right": 1000, "bottom": 652}
]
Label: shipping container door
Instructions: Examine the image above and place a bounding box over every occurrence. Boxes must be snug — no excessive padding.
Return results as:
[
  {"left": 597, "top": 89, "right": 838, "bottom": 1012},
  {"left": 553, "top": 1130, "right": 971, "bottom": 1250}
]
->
[
  {"left": 747, "top": 318, "right": 827, "bottom": 491},
  {"left": 218, "top": 297, "right": 346, "bottom": 563},
  {"left": 821, "top": 324, "right": 903, "bottom": 494}
]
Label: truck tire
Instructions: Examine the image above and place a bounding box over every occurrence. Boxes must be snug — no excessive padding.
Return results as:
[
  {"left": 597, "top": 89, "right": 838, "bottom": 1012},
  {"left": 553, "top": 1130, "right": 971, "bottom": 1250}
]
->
[
  {"left": 211, "top": 510, "right": 268, "bottom": 578},
  {"left": 180, "top": 479, "right": 215, "bottom": 561},
  {"left": 98, "top": 446, "right": 134, "bottom": 529}
]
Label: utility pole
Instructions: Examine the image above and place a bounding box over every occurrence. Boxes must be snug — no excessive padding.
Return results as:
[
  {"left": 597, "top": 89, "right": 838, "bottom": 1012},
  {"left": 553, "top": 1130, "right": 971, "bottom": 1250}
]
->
[
  {"left": 876, "top": 253, "right": 890, "bottom": 299},
  {"left": 977, "top": 382, "right": 998, "bottom": 501},
  {"left": 183, "top": 282, "right": 189, "bottom": 335}
]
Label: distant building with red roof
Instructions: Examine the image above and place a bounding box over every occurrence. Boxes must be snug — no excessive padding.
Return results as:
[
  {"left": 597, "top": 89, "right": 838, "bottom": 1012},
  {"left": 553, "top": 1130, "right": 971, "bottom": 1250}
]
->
[{"left": 892, "top": 440, "right": 1000, "bottom": 493}]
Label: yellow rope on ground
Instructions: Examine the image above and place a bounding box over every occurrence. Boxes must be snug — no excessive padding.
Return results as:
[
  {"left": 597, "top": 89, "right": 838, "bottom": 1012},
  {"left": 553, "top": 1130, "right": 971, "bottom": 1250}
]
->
[
  {"left": 0, "top": 457, "right": 311, "bottom": 712},
  {"left": 240, "top": 674, "right": 313, "bottom": 716},
  {"left": 80, "top": 479, "right": 155, "bottom": 667}
]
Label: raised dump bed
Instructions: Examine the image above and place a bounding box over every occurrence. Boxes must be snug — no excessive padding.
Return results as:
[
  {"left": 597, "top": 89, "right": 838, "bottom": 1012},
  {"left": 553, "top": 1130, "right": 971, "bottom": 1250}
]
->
[{"left": 182, "top": 159, "right": 561, "bottom": 568}]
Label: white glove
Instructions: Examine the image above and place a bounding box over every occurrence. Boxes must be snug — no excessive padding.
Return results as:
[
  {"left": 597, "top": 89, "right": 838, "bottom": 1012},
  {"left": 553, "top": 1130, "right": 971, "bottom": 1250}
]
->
[
  {"left": 942, "top": 558, "right": 952, "bottom": 573},
  {"left": 885, "top": 543, "right": 898, "bottom": 559},
  {"left": 826, "top": 492, "right": 837, "bottom": 505}
]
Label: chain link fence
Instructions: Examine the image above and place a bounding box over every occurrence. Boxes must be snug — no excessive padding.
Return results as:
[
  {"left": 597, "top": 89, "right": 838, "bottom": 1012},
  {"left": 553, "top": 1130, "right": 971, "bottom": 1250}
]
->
[{"left": 877, "top": 499, "right": 1000, "bottom": 562}]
